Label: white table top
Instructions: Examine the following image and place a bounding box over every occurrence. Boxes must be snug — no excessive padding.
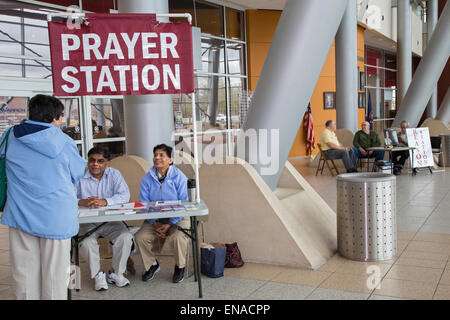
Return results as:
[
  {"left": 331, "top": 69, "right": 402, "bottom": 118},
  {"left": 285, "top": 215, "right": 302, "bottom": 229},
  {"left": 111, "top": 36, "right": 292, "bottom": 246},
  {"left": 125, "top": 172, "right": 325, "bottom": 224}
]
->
[{"left": 78, "top": 200, "right": 209, "bottom": 224}]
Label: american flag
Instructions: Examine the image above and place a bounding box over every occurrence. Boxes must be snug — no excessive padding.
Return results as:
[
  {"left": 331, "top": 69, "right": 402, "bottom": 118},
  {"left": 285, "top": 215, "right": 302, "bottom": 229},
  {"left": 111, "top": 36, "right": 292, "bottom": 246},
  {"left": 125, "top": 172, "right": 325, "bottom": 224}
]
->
[{"left": 303, "top": 103, "right": 315, "bottom": 157}]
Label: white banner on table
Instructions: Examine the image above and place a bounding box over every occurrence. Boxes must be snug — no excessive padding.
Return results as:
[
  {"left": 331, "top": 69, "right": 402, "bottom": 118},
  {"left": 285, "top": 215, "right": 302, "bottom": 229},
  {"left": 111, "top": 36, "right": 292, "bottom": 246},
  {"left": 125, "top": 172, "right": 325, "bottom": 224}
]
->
[{"left": 406, "top": 128, "right": 434, "bottom": 168}]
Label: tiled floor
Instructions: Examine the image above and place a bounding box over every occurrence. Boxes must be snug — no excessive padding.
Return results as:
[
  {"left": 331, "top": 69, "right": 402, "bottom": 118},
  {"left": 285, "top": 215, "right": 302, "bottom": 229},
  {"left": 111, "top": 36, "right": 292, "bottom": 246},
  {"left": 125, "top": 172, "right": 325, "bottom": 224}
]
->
[{"left": 0, "top": 160, "right": 449, "bottom": 300}]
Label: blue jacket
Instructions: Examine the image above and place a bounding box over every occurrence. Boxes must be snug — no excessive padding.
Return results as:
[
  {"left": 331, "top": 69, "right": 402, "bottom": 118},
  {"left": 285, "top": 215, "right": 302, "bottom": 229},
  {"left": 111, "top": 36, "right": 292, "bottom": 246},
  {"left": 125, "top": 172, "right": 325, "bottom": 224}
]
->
[
  {"left": 1, "top": 120, "right": 86, "bottom": 239},
  {"left": 139, "top": 166, "right": 188, "bottom": 224}
]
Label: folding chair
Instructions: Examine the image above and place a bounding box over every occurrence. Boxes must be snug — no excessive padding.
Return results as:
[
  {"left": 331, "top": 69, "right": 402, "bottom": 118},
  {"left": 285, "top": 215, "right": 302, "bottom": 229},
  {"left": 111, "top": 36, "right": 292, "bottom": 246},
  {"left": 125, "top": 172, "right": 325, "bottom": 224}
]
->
[{"left": 315, "top": 145, "right": 340, "bottom": 176}]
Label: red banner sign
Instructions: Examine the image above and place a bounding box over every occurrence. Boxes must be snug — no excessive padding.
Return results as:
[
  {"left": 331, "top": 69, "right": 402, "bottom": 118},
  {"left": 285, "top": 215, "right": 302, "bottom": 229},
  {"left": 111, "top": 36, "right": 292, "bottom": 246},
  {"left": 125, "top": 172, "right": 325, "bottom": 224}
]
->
[{"left": 48, "top": 13, "right": 194, "bottom": 96}]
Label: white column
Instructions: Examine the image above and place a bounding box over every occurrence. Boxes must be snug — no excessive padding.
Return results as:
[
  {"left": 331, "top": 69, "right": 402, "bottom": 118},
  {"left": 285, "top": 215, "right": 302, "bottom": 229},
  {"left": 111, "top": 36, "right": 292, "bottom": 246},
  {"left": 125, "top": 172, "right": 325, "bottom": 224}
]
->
[
  {"left": 336, "top": 0, "right": 358, "bottom": 132},
  {"left": 397, "top": 0, "right": 412, "bottom": 110},
  {"left": 426, "top": 0, "right": 438, "bottom": 118},
  {"left": 118, "top": 0, "right": 174, "bottom": 162}
]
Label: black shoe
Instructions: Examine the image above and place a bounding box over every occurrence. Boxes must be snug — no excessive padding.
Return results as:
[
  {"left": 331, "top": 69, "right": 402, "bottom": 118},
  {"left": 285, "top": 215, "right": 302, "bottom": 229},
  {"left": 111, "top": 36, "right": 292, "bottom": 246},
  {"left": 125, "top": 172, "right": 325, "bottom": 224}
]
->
[
  {"left": 172, "top": 265, "right": 185, "bottom": 283},
  {"left": 142, "top": 260, "right": 160, "bottom": 282},
  {"left": 413, "top": 168, "right": 419, "bottom": 175}
]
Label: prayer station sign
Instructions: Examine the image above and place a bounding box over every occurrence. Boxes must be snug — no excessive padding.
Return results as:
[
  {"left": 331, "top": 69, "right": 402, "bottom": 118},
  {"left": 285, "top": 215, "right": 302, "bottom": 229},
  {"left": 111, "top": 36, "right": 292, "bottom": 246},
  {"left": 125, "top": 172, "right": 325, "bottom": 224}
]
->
[{"left": 48, "top": 13, "right": 194, "bottom": 96}]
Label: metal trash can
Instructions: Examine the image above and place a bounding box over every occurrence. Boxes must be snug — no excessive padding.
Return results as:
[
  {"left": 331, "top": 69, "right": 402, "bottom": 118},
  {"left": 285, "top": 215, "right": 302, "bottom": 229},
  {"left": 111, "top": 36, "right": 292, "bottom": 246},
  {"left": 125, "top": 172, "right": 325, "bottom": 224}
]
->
[
  {"left": 337, "top": 173, "right": 396, "bottom": 262},
  {"left": 441, "top": 134, "right": 450, "bottom": 167}
]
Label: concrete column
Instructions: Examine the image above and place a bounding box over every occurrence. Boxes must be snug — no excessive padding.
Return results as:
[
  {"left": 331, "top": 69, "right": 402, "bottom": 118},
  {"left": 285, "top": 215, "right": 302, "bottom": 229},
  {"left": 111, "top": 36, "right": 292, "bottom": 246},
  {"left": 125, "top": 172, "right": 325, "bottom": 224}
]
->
[
  {"left": 436, "top": 88, "right": 450, "bottom": 125},
  {"left": 397, "top": 0, "right": 412, "bottom": 109},
  {"left": 336, "top": 0, "right": 358, "bottom": 132},
  {"left": 118, "top": 0, "right": 174, "bottom": 162},
  {"left": 392, "top": 1, "right": 450, "bottom": 128},
  {"left": 426, "top": 0, "right": 438, "bottom": 118},
  {"left": 239, "top": 0, "right": 348, "bottom": 190}
]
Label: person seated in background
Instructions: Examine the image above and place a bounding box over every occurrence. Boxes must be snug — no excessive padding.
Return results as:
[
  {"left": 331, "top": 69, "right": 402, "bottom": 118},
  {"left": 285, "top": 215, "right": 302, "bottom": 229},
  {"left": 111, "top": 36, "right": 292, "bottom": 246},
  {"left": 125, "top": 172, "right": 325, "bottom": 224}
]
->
[
  {"left": 352, "top": 121, "right": 384, "bottom": 162},
  {"left": 135, "top": 144, "right": 190, "bottom": 284},
  {"left": 318, "top": 120, "right": 357, "bottom": 173},
  {"left": 392, "top": 120, "right": 416, "bottom": 175},
  {"left": 77, "top": 147, "right": 133, "bottom": 291}
]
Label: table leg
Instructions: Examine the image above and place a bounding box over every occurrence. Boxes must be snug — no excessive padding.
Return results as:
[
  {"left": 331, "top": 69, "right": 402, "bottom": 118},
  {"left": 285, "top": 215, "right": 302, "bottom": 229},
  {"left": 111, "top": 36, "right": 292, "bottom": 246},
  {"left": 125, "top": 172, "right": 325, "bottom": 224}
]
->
[
  {"left": 190, "top": 217, "right": 198, "bottom": 282},
  {"left": 192, "top": 216, "right": 203, "bottom": 298},
  {"left": 389, "top": 151, "right": 393, "bottom": 174}
]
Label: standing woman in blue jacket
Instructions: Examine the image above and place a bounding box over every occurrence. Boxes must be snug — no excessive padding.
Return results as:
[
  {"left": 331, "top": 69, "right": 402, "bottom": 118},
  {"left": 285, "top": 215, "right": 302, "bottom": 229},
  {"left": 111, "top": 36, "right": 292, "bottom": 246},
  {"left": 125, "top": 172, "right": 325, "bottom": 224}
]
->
[
  {"left": 135, "top": 144, "right": 189, "bottom": 284},
  {"left": 0, "top": 95, "right": 86, "bottom": 300}
]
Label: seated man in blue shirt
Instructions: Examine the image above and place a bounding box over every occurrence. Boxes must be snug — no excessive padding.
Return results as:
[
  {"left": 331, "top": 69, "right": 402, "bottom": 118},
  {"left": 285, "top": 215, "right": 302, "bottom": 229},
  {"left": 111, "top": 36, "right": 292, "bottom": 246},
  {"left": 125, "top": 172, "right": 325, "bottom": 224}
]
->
[
  {"left": 135, "top": 144, "right": 189, "bottom": 284},
  {"left": 77, "top": 147, "right": 132, "bottom": 291}
]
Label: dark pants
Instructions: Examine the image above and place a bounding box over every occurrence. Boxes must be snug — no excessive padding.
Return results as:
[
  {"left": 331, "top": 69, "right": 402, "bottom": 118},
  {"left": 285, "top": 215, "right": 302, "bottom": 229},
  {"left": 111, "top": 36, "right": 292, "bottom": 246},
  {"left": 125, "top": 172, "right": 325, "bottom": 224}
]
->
[
  {"left": 324, "top": 148, "right": 357, "bottom": 171},
  {"left": 392, "top": 150, "right": 410, "bottom": 167},
  {"left": 353, "top": 148, "right": 385, "bottom": 161}
]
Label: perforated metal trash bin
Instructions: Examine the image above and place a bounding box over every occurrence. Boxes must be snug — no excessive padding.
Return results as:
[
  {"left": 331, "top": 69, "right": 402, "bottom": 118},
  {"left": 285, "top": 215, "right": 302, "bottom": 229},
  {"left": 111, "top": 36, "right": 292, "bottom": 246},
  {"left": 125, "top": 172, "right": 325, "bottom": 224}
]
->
[
  {"left": 441, "top": 134, "right": 450, "bottom": 167},
  {"left": 337, "top": 173, "right": 397, "bottom": 262}
]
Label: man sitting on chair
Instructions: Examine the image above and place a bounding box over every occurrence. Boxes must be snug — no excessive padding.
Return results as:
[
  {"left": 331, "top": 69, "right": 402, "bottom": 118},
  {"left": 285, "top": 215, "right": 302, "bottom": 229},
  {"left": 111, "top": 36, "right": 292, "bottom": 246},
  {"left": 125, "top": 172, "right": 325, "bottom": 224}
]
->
[
  {"left": 135, "top": 144, "right": 190, "bottom": 284},
  {"left": 318, "top": 120, "right": 357, "bottom": 173},
  {"left": 353, "top": 121, "right": 384, "bottom": 164},
  {"left": 77, "top": 147, "right": 133, "bottom": 291},
  {"left": 392, "top": 120, "right": 416, "bottom": 175}
]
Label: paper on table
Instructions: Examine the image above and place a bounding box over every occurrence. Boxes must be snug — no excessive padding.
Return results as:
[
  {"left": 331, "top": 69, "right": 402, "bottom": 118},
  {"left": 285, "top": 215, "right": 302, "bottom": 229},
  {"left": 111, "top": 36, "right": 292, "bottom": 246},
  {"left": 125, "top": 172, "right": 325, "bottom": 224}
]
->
[
  {"left": 104, "top": 209, "right": 136, "bottom": 215},
  {"left": 78, "top": 208, "right": 99, "bottom": 217},
  {"left": 106, "top": 203, "right": 135, "bottom": 210}
]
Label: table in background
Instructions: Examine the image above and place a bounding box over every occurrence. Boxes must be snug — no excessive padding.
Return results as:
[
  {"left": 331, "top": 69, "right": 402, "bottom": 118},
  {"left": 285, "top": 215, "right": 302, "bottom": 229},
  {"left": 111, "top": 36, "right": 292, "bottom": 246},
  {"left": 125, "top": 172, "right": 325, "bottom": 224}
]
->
[{"left": 367, "top": 146, "right": 416, "bottom": 174}]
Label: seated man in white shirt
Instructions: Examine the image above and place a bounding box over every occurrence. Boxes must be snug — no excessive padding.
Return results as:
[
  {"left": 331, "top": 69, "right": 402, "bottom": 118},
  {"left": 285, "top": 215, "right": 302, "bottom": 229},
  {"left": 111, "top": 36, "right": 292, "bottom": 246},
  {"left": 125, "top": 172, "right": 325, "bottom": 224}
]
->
[{"left": 77, "top": 147, "right": 132, "bottom": 291}]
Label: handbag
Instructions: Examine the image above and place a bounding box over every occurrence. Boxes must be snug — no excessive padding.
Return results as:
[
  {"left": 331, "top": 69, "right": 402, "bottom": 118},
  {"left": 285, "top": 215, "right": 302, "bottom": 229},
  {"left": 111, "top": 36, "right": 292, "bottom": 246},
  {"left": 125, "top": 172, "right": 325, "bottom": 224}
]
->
[
  {"left": 200, "top": 243, "right": 226, "bottom": 278},
  {"left": 224, "top": 242, "right": 244, "bottom": 268},
  {"left": 0, "top": 127, "right": 12, "bottom": 211}
]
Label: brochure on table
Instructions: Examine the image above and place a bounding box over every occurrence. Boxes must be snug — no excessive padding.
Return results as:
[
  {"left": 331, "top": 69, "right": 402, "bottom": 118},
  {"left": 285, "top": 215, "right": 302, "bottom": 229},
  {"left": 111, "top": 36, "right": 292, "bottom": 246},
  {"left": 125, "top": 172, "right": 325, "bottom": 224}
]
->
[{"left": 78, "top": 201, "right": 197, "bottom": 217}]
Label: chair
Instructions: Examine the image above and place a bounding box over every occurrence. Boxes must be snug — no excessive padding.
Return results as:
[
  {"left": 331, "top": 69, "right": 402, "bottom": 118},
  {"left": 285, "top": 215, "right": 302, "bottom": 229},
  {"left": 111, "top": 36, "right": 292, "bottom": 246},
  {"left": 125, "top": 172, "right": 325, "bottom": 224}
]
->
[{"left": 315, "top": 145, "right": 340, "bottom": 176}]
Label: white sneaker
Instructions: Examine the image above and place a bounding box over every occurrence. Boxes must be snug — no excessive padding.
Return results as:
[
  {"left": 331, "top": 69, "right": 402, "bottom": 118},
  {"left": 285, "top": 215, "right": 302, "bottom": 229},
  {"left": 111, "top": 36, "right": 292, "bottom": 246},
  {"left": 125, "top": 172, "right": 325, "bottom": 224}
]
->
[
  {"left": 107, "top": 272, "right": 130, "bottom": 288},
  {"left": 94, "top": 272, "right": 108, "bottom": 291}
]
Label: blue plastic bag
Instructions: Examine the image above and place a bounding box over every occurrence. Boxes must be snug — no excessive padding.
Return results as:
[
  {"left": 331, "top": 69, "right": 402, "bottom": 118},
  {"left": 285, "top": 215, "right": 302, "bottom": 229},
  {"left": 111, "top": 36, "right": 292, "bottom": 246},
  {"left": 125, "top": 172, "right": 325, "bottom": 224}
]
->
[{"left": 201, "top": 243, "right": 226, "bottom": 278}]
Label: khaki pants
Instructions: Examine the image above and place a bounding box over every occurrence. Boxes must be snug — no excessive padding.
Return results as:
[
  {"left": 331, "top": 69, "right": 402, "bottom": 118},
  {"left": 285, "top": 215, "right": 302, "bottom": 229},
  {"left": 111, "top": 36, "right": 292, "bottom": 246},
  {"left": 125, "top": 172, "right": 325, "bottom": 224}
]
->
[
  {"left": 78, "top": 222, "right": 133, "bottom": 278},
  {"left": 135, "top": 217, "right": 190, "bottom": 271},
  {"left": 9, "top": 227, "right": 71, "bottom": 300}
]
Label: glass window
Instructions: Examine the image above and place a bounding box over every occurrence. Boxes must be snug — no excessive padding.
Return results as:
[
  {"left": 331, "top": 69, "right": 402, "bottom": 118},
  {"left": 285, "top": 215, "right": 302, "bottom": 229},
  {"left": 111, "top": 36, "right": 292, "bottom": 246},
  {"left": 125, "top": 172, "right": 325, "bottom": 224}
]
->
[
  {"left": 24, "top": 44, "right": 50, "bottom": 59},
  {"left": 197, "top": 76, "right": 227, "bottom": 131},
  {"left": 227, "top": 77, "right": 247, "bottom": 129},
  {"left": 25, "top": 64, "right": 52, "bottom": 79},
  {"left": 0, "top": 42, "right": 22, "bottom": 55},
  {"left": 59, "top": 98, "right": 81, "bottom": 140},
  {"left": 0, "top": 13, "right": 21, "bottom": 23},
  {"left": 23, "top": 9, "right": 51, "bottom": 27},
  {"left": 94, "top": 141, "right": 126, "bottom": 160},
  {"left": 0, "top": 59, "right": 22, "bottom": 77},
  {"left": 385, "top": 53, "right": 396, "bottom": 70},
  {"left": 200, "top": 37, "right": 225, "bottom": 74},
  {"left": 0, "top": 96, "right": 27, "bottom": 135},
  {"left": 0, "top": 23, "right": 21, "bottom": 42},
  {"left": 169, "top": 0, "right": 195, "bottom": 23},
  {"left": 195, "top": 1, "right": 224, "bottom": 37},
  {"left": 226, "top": 42, "right": 245, "bottom": 75},
  {"left": 226, "top": 7, "right": 244, "bottom": 40},
  {"left": 24, "top": 25, "right": 49, "bottom": 44},
  {"left": 91, "top": 98, "right": 126, "bottom": 139}
]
